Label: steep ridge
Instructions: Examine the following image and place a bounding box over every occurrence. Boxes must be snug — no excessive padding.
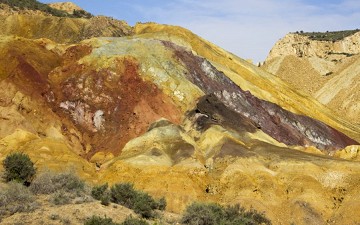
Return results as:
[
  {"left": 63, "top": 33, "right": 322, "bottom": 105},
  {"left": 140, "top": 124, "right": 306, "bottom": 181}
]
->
[
  {"left": 0, "top": 4, "right": 360, "bottom": 224},
  {"left": 263, "top": 31, "right": 360, "bottom": 125}
]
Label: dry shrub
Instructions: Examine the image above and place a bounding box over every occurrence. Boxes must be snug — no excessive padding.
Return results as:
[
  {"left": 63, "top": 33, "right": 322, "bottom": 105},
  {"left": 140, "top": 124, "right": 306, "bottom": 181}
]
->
[{"left": 0, "top": 182, "right": 39, "bottom": 216}]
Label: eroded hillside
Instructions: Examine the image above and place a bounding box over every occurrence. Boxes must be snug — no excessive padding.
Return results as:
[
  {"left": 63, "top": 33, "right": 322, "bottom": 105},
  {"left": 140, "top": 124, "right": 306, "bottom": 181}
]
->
[
  {"left": 263, "top": 31, "right": 360, "bottom": 125},
  {"left": 0, "top": 3, "right": 360, "bottom": 225}
]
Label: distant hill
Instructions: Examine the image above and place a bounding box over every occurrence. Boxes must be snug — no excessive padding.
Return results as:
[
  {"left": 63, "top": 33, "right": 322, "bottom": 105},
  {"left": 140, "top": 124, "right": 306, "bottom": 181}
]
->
[{"left": 0, "top": 0, "right": 92, "bottom": 18}]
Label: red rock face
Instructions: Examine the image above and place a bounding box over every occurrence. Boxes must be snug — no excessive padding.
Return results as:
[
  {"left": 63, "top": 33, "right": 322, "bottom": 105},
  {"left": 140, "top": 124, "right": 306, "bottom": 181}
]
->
[
  {"left": 49, "top": 56, "right": 182, "bottom": 158},
  {"left": 164, "top": 41, "right": 358, "bottom": 151}
]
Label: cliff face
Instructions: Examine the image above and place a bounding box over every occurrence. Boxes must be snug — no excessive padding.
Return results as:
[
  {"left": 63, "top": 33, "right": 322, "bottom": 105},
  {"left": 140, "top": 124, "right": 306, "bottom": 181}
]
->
[
  {"left": 263, "top": 32, "right": 360, "bottom": 125},
  {"left": 266, "top": 32, "right": 360, "bottom": 62},
  {"left": 0, "top": 4, "right": 360, "bottom": 225}
]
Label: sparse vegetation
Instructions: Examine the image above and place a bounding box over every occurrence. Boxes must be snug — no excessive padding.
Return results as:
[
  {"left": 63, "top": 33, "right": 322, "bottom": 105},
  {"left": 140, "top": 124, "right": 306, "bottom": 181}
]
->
[
  {"left": 181, "top": 202, "right": 271, "bottom": 225},
  {"left": 91, "top": 183, "right": 109, "bottom": 200},
  {"left": 110, "top": 182, "right": 164, "bottom": 218},
  {"left": 84, "top": 215, "right": 150, "bottom": 225},
  {"left": 84, "top": 215, "right": 119, "bottom": 225},
  {"left": 91, "top": 183, "right": 111, "bottom": 206},
  {"left": 30, "top": 171, "right": 88, "bottom": 205},
  {"left": 73, "top": 9, "right": 92, "bottom": 18},
  {"left": 157, "top": 197, "right": 167, "bottom": 210},
  {"left": 52, "top": 190, "right": 73, "bottom": 205},
  {"left": 294, "top": 29, "right": 359, "bottom": 41},
  {"left": 30, "top": 171, "right": 85, "bottom": 195},
  {"left": 0, "top": 182, "right": 39, "bottom": 216},
  {"left": 0, "top": 0, "right": 92, "bottom": 18},
  {"left": 121, "top": 216, "right": 149, "bottom": 225},
  {"left": 2, "top": 152, "right": 36, "bottom": 185}
]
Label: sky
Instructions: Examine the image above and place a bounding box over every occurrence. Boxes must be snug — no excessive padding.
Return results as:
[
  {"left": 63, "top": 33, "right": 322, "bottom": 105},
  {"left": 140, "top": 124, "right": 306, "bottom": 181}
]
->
[{"left": 41, "top": 0, "right": 360, "bottom": 63}]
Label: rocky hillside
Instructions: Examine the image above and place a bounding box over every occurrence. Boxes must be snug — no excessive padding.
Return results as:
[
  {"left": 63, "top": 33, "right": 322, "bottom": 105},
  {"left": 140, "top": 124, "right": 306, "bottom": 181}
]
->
[
  {"left": 0, "top": 2, "right": 360, "bottom": 224},
  {"left": 48, "top": 2, "right": 82, "bottom": 14},
  {"left": 263, "top": 30, "right": 360, "bottom": 125}
]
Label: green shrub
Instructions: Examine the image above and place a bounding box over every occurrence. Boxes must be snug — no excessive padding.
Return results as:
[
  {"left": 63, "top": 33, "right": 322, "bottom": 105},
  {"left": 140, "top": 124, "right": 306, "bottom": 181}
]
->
[
  {"left": 157, "top": 197, "right": 167, "bottom": 210},
  {"left": 110, "top": 183, "right": 137, "bottom": 208},
  {"left": 121, "top": 216, "right": 149, "bottom": 225},
  {"left": 0, "top": 182, "right": 39, "bottom": 215},
  {"left": 110, "top": 183, "right": 159, "bottom": 218},
  {"left": 91, "top": 183, "right": 110, "bottom": 205},
  {"left": 181, "top": 202, "right": 271, "bottom": 225},
  {"left": 133, "top": 192, "right": 157, "bottom": 218},
  {"left": 3, "top": 152, "right": 36, "bottom": 185},
  {"left": 91, "top": 183, "right": 108, "bottom": 200},
  {"left": 100, "top": 193, "right": 110, "bottom": 206},
  {"left": 84, "top": 215, "right": 119, "bottom": 225}
]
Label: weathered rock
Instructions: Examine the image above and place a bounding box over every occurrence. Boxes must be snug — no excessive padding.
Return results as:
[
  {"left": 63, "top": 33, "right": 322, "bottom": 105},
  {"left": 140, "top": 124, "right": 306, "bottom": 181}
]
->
[{"left": 263, "top": 32, "right": 360, "bottom": 125}]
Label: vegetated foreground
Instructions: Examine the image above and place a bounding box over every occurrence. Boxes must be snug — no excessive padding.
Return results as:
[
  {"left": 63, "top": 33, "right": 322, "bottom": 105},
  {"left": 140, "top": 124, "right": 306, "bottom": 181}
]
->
[
  {"left": 0, "top": 153, "right": 270, "bottom": 224},
  {"left": 0, "top": 1, "right": 360, "bottom": 225}
]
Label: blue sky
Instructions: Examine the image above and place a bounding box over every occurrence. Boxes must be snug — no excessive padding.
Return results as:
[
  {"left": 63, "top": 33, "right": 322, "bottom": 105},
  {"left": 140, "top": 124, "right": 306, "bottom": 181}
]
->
[{"left": 41, "top": 0, "right": 360, "bottom": 63}]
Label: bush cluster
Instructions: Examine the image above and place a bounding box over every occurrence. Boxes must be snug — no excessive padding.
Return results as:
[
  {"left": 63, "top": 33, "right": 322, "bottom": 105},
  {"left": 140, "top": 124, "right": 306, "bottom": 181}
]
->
[
  {"left": 181, "top": 202, "right": 271, "bottom": 225},
  {"left": 0, "top": 182, "right": 39, "bottom": 216},
  {"left": 30, "top": 171, "right": 87, "bottom": 205},
  {"left": 2, "top": 152, "right": 36, "bottom": 185},
  {"left": 91, "top": 182, "right": 166, "bottom": 219},
  {"left": 84, "top": 215, "right": 149, "bottom": 225},
  {"left": 121, "top": 216, "right": 149, "bottom": 225},
  {"left": 2, "top": 153, "right": 272, "bottom": 225},
  {"left": 91, "top": 183, "right": 110, "bottom": 205}
]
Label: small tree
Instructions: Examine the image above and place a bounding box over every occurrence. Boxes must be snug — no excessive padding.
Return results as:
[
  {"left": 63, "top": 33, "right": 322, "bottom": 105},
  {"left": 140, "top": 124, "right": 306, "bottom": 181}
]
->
[{"left": 3, "top": 152, "right": 36, "bottom": 185}]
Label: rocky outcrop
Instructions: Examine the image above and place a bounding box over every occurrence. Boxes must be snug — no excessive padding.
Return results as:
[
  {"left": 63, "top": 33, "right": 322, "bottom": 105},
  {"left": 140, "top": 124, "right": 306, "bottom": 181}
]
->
[
  {"left": 48, "top": 2, "right": 83, "bottom": 14},
  {"left": 263, "top": 32, "right": 360, "bottom": 125},
  {"left": 266, "top": 32, "right": 360, "bottom": 62}
]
